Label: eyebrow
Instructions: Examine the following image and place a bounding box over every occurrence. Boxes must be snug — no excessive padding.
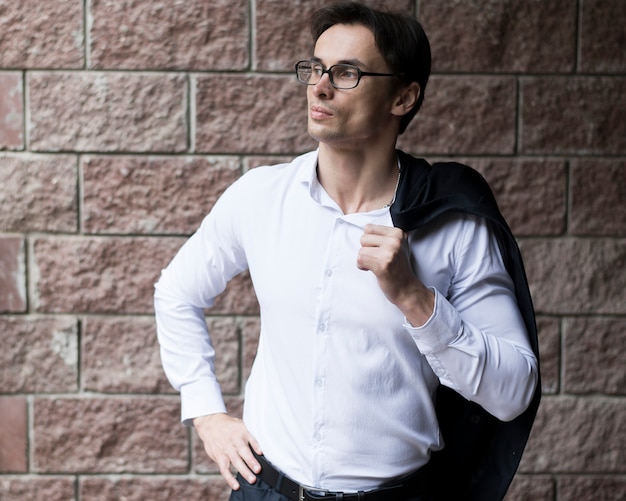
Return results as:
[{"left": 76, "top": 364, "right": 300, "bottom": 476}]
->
[{"left": 311, "top": 56, "right": 368, "bottom": 68}]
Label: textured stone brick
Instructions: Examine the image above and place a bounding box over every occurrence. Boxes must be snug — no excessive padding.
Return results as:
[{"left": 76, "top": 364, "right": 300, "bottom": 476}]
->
[
  {"left": 570, "top": 159, "right": 626, "bottom": 236},
  {"left": 255, "top": 0, "right": 413, "bottom": 71},
  {"left": 33, "top": 397, "right": 187, "bottom": 473},
  {"left": 33, "top": 236, "right": 184, "bottom": 314},
  {"left": 398, "top": 76, "right": 516, "bottom": 155},
  {"left": 503, "top": 475, "right": 554, "bottom": 501},
  {"left": 90, "top": 0, "right": 248, "bottom": 70},
  {"left": 471, "top": 159, "right": 567, "bottom": 236},
  {"left": 0, "top": 397, "right": 27, "bottom": 472},
  {"left": 0, "top": 154, "right": 77, "bottom": 232},
  {"left": 0, "top": 0, "right": 83, "bottom": 69},
  {"left": 580, "top": 0, "right": 626, "bottom": 72},
  {"left": 210, "top": 272, "right": 260, "bottom": 316},
  {"left": 564, "top": 317, "right": 626, "bottom": 395},
  {"left": 0, "top": 316, "right": 78, "bottom": 393},
  {"left": 80, "top": 476, "right": 230, "bottom": 501},
  {"left": 521, "top": 77, "right": 626, "bottom": 155},
  {"left": 0, "top": 477, "right": 76, "bottom": 501},
  {"left": 242, "top": 317, "right": 261, "bottom": 384},
  {"left": 82, "top": 316, "right": 173, "bottom": 394},
  {"left": 520, "top": 396, "right": 625, "bottom": 472},
  {"left": 558, "top": 476, "right": 626, "bottom": 501},
  {"left": 0, "top": 73, "right": 23, "bottom": 149},
  {"left": 207, "top": 317, "right": 242, "bottom": 395},
  {"left": 82, "top": 156, "right": 241, "bottom": 234},
  {"left": 244, "top": 156, "right": 293, "bottom": 172},
  {"left": 0, "top": 237, "right": 25, "bottom": 312},
  {"left": 195, "top": 75, "right": 316, "bottom": 154},
  {"left": 536, "top": 317, "right": 560, "bottom": 394},
  {"left": 421, "top": 0, "right": 576, "bottom": 73},
  {"left": 519, "top": 238, "right": 626, "bottom": 315},
  {"left": 29, "top": 72, "right": 187, "bottom": 152}
]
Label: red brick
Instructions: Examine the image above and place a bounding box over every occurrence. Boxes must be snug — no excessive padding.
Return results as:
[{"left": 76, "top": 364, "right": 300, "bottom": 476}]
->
[
  {"left": 195, "top": 75, "right": 316, "bottom": 154},
  {"left": 520, "top": 396, "right": 625, "bottom": 473},
  {"left": 0, "top": 397, "right": 27, "bottom": 472},
  {"left": 0, "top": 0, "right": 83, "bottom": 69},
  {"left": 580, "top": 0, "right": 626, "bottom": 72},
  {"left": 536, "top": 317, "right": 560, "bottom": 395},
  {"left": 80, "top": 476, "right": 230, "bottom": 501},
  {"left": 208, "top": 317, "right": 242, "bottom": 395},
  {"left": 564, "top": 317, "right": 626, "bottom": 395},
  {"left": 421, "top": 0, "right": 576, "bottom": 73},
  {"left": 521, "top": 77, "right": 626, "bottom": 155},
  {"left": 471, "top": 159, "right": 567, "bottom": 236},
  {"left": 82, "top": 156, "right": 240, "bottom": 235},
  {"left": 0, "top": 73, "right": 23, "bottom": 149},
  {"left": 28, "top": 72, "right": 187, "bottom": 152},
  {"left": 504, "top": 475, "right": 554, "bottom": 501},
  {"left": 255, "top": 0, "right": 414, "bottom": 71},
  {"left": 570, "top": 159, "right": 626, "bottom": 236},
  {"left": 0, "top": 316, "right": 78, "bottom": 393},
  {"left": 558, "top": 476, "right": 626, "bottom": 500},
  {"left": 519, "top": 238, "right": 626, "bottom": 315},
  {"left": 0, "top": 237, "right": 25, "bottom": 312},
  {"left": 210, "top": 271, "right": 260, "bottom": 316},
  {"left": 82, "top": 316, "right": 174, "bottom": 394},
  {"left": 90, "top": 0, "right": 249, "bottom": 70},
  {"left": 398, "top": 76, "right": 516, "bottom": 155},
  {"left": 33, "top": 236, "right": 183, "bottom": 314},
  {"left": 0, "top": 154, "right": 77, "bottom": 233},
  {"left": 242, "top": 317, "right": 261, "bottom": 384},
  {"left": 33, "top": 397, "right": 187, "bottom": 473},
  {"left": 0, "top": 477, "right": 76, "bottom": 501}
]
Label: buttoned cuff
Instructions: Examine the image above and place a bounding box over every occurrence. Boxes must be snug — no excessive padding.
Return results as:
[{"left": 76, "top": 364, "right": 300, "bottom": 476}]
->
[
  {"left": 404, "top": 288, "right": 463, "bottom": 354},
  {"left": 180, "top": 378, "right": 227, "bottom": 426}
]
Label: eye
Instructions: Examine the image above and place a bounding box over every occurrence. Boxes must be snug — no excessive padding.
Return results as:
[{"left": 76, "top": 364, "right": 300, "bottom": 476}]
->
[
  {"left": 312, "top": 64, "right": 324, "bottom": 76},
  {"left": 337, "top": 66, "right": 358, "bottom": 80}
]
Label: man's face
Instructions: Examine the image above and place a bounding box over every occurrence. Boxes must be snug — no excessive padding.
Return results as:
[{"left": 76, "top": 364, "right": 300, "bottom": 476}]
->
[{"left": 306, "top": 23, "right": 400, "bottom": 147}]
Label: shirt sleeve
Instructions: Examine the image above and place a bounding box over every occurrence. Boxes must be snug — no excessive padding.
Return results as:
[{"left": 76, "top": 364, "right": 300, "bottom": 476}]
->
[
  {"left": 406, "top": 216, "right": 538, "bottom": 422},
  {"left": 154, "top": 180, "right": 248, "bottom": 425}
]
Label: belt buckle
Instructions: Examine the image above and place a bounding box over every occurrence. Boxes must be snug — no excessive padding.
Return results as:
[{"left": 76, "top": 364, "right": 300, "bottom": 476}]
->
[{"left": 299, "top": 484, "right": 329, "bottom": 500}]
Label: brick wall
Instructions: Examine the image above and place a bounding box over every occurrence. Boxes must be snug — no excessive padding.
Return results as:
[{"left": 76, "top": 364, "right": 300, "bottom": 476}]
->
[{"left": 0, "top": 0, "right": 624, "bottom": 500}]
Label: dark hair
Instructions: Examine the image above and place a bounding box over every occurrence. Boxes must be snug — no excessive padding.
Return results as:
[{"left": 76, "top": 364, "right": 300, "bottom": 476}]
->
[{"left": 310, "top": 2, "right": 431, "bottom": 134}]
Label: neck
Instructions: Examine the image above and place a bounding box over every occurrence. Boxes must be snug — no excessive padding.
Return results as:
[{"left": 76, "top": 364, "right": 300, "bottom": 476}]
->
[{"left": 316, "top": 143, "right": 399, "bottom": 214}]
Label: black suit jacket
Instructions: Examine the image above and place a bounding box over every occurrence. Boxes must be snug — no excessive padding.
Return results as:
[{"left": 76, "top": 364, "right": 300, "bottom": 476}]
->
[{"left": 390, "top": 151, "right": 541, "bottom": 501}]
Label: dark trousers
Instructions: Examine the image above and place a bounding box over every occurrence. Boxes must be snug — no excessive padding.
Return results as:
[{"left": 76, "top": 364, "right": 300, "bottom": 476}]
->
[{"left": 229, "top": 474, "right": 435, "bottom": 501}]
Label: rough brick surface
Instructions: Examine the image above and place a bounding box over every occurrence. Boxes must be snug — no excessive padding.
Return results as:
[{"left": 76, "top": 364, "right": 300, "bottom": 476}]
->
[
  {"left": 471, "top": 159, "right": 567, "bottom": 236},
  {"left": 563, "top": 317, "right": 626, "bottom": 395},
  {"left": 0, "top": 237, "right": 25, "bottom": 312},
  {"left": 536, "top": 317, "right": 560, "bottom": 394},
  {"left": 521, "top": 77, "right": 626, "bottom": 155},
  {"left": 398, "top": 76, "right": 516, "bottom": 154},
  {"left": 80, "top": 476, "right": 230, "bottom": 501},
  {"left": 421, "top": 0, "right": 576, "bottom": 73},
  {"left": 90, "top": 0, "right": 248, "bottom": 70},
  {"left": 82, "top": 316, "right": 173, "bottom": 394},
  {"left": 558, "top": 477, "right": 626, "bottom": 501},
  {"left": 0, "top": 73, "right": 23, "bottom": 149},
  {"left": 33, "top": 397, "right": 187, "bottom": 473},
  {"left": 210, "top": 272, "right": 260, "bottom": 316},
  {"left": 504, "top": 475, "right": 554, "bottom": 501},
  {"left": 0, "top": 397, "right": 27, "bottom": 473},
  {"left": 82, "top": 156, "right": 240, "bottom": 234},
  {"left": 255, "top": 0, "right": 413, "bottom": 71},
  {"left": 0, "top": 0, "right": 83, "bottom": 69},
  {"left": 520, "top": 238, "right": 626, "bottom": 315},
  {"left": 195, "top": 75, "right": 316, "bottom": 154},
  {"left": 28, "top": 72, "right": 187, "bottom": 152},
  {"left": 0, "top": 477, "right": 76, "bottom": 501},
  {"left": 0, "top": 316, "right": 78, "bottom": 393},
  {"left": 33, "top": 236, "right": 184, "bottom": 314},
  {"left": 570, "top": 158, "right": 626, "bottom": 236},
  {"left": 0, "top": 154, "right": 77, "bottom": 232},
  {"left": 520, "top": 396, "right": 625, "bottom": 472},
  {"left": 580, "top": 0, "right": 626, "bottom": 72}
]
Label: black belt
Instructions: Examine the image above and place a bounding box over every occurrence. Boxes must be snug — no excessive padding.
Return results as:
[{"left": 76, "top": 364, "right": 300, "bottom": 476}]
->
[{"left": 253, "top": 452, "right": 431, "bottom": 501}]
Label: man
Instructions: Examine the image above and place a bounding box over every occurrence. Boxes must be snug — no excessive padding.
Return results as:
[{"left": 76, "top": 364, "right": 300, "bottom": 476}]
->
[{"left": 154, "top": 3, "right": 540, "bottom": 500}]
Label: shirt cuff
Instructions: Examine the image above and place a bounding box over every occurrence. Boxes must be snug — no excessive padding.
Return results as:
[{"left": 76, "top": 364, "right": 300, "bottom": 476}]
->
[
  {"left": 180, "top": 378, "right": 228, "bottom": 426},
  {"left": 404, "top": 288, "right": 463, "bottom": 354}
]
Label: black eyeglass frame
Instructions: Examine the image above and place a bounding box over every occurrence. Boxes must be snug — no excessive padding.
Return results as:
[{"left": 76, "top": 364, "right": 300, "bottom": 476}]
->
[{"left": 294, "top": 60, "right": 401, "bottom": 90}]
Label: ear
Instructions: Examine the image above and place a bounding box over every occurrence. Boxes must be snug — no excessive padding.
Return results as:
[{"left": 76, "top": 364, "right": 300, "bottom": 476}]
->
[{"left": 391, "top": 82, "right": 420, "bottom": 118}]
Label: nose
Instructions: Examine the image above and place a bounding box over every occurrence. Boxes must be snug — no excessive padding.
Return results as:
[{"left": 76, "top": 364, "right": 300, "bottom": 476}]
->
[{"left": 312, "top": 72, "right": 334, "bottom": 98}]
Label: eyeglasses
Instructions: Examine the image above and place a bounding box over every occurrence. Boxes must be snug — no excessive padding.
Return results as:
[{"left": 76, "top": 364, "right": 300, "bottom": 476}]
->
[{"left": 295, "top": 60, "right": 399, "bottom": 90}]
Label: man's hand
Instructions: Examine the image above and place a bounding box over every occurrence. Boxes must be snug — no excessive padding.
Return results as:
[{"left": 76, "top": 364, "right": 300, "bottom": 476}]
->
[
  {"left": 193, "top": 413, "right": 263, "bottom": 490},
  {"left": 358, "top": 224, "right": 434, "bottom": 326}
]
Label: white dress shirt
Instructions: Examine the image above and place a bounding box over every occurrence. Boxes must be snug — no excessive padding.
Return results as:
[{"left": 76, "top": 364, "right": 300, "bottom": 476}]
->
[{"left": 154, "top": 150, "right": 538, "bottom": 492}]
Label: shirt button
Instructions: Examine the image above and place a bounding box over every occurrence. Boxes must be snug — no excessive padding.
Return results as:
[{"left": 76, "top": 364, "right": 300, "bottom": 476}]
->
[
  {"left": 325, "top": 269, "right": 333, "bottom": 277},
  {"left": 315, "top": 377, "right": 325, "bottom": 388}
]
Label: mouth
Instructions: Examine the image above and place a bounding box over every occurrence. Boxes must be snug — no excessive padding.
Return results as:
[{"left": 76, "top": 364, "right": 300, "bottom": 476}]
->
[{"left": 310, "top": 105, "right": 333, "bottom": 120}]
